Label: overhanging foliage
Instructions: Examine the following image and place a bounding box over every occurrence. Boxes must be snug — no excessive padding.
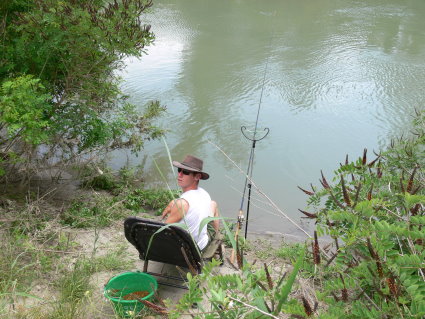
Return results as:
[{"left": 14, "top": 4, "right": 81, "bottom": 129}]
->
[{"left": 0, "top": 0, "right": 165, "bottom": 180}]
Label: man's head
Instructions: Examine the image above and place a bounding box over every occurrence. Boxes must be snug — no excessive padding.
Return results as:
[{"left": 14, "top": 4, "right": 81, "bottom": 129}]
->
[
  {"left": 172, "top": 155, "right": 209, "bottom": 191},
  {"left": 172, "top": 155, "right": 209, "bottom": 180}
]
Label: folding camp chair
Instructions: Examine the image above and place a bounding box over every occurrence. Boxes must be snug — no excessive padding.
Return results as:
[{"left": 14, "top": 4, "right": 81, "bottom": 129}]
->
[{"left": 124, "top": 217, "right": 223, "bottom": 288}]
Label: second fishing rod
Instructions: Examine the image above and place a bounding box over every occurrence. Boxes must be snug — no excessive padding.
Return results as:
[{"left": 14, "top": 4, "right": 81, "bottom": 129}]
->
[
  {"left": 233, "top": 39, "right": 272, "bottom": 261},
  {"left": 229, "top": 60, "right": 270, "bottom": 263}
]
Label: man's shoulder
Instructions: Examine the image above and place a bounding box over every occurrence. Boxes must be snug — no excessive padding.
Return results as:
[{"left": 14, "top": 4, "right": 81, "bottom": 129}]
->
[
  {"left": 170, "top": 197, "right": 189, "bottom": 211},
  {"left": 198, "top": 187, "right": 211, "bottom": 196},
  {"left": 175, "top": 197, "right": 189, "bottom": 205},
  {"left": 183, "top": 187, "right": 210, "bottom": 197},
  {"left": 181, "top": 189, "right": 207, "bottom": 205}
]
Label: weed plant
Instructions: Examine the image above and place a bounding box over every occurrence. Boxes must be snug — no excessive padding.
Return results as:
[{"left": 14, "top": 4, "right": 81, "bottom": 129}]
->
[
  {"left": 0, "top": 240, "right": 33, "bottom": 300},
  {"left": 171, "top": 248, "right": 306, "bottom": 318},
  {"left": 276, "top": 242, "right": 305, "bottom": 262},
  {"left": 123, "top": 188, "right": 180, "bottom": 215},
  {"left": 61, "top": 201, "right": 113, "bottom": 228},
  {"left": 90, "top": 245, "right": 134, "bottom": 272},
  {"left": 297, "top": 110, "right": 425, "bottom": 318},
  {"left": 8, "top": 204, "right": 50, "bottom": 237},
  {"left": 83, "top": 173, "right": 119, "bottom": 191},
  {"left": 80, "top": 163, "right": 145, "bottom": 192},
  {"left": 53, "top": 260, "right": 94, "bottom": 318},
  {"left": 60, "top": 195, "right": 128, "bottom": 228},
  {"left": 0, "top": 231, "right": 47, "bottom": 317}
]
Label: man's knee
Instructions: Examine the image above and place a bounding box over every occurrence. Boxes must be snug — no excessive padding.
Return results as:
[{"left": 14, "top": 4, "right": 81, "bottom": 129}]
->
[
  {"left": 210, "top": 200, "right": 220, "bottom": 231},
  {"left": 211, "top": 200, "right": 219, "bottom": 217}
]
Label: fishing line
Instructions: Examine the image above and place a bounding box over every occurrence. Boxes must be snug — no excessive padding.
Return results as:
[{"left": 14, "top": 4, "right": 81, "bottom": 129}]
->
[
  {"left": 235, "top": 24, "right": 312, "bottom": 240},
  {"left": 209, "top": 140, "right": 312, "bottom": 240}
]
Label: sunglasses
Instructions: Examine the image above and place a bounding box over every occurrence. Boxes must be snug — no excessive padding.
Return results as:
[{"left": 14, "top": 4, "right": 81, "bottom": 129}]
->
[{"left": 178, "top": 168, "right": 193, "bottom": 175}]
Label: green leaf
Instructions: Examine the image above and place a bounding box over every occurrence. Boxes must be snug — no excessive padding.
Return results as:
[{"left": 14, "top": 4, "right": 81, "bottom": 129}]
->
[
  {"left": 404, "top": 193, "right": 425, "bottom": 209},
  {"left": 406, "top": 285, "right": 419, "bottom": 294},
  {"left": 221, "top": 218, "right": 237, "bottom": 252},
  {"left": 274, "top": 246, "right": 305, "bottom": 315},
  {"left": 198, "top": 216, "right": 230, "bottom": 237}
]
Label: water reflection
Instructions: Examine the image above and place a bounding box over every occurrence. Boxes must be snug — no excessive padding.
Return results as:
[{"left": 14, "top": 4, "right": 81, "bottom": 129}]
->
[{"left": 116, "top": 0, "right": 425, "bottom": 238}]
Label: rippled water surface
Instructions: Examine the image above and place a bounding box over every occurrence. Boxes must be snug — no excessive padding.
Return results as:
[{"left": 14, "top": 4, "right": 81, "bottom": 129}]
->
[{"left": 115, "top": 0, "right": 425, "bottom": 240}]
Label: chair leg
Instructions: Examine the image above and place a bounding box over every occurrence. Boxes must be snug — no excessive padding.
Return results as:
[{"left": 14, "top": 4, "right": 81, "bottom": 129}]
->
[{"left": 180, "top": 247, "right": 198, "bottom": 275}]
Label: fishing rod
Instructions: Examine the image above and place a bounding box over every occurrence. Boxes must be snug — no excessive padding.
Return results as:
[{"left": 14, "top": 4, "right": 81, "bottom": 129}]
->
[
  {"left": 230, "top": 39, "right": 272, "bottom": 263},
  {"left": 240, "top": 53, "right": 271, "bottom": 240}
]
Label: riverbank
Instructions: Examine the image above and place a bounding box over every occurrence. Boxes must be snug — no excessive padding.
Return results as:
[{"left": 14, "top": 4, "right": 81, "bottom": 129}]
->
[
  {"left": 0, "top": 179, "right": 304, "bottom": 318},
  {"left": 2, "top": 109, "right": 424, "bottom": 318}
]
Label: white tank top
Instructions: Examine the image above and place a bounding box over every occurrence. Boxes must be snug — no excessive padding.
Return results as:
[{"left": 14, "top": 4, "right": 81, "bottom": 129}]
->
[{"left": 180, "top": 187, "right": 211, "bottom": 250}]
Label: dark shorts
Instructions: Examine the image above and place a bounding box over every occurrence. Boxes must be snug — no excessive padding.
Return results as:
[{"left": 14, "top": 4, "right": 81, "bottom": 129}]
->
[{"left": 201, "top": 223, "right": 216, "bottom": 252}]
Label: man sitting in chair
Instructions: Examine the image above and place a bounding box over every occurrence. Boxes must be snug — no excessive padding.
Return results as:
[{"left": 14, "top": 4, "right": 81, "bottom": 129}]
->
[{"left": 161, "top": 155, "right": 219, "bottom": 251}]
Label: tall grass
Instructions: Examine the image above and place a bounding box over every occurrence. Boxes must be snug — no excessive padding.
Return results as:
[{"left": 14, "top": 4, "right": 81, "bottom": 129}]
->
[
  {"left": 0, "top": 198, "right": 138, "bottom": 319},
  {"left": 0, "top": 240, "right": 33, "bottom": 315}
]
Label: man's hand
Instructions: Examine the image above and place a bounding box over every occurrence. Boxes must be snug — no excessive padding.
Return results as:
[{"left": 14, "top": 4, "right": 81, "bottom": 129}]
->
[{"left": 161, "top": 200, "right": 175, "bottom": 220}]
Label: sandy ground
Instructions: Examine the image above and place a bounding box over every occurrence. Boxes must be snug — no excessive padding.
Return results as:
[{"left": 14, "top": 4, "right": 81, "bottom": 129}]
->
[
  {"left": 1, "top": 179, "right": 310, "bottom": 318},
  {"left": 2, "top": 206, "right": 309, "bottom": 318},
  {"left": 79, "top": 221, "right": 239, "bottom": 317},
  {"left": 70, "top": 219, "right": 294, "bottom": 318}
]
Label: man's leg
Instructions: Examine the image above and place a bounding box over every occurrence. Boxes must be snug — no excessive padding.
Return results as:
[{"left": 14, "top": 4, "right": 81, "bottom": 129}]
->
[{"left": 207, "top": 200, "right": 224, "bottom": 263}]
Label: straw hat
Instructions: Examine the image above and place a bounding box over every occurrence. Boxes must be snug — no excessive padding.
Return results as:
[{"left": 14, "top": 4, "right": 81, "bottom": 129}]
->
[{"left": 172, "top": 155, "right": 210, "bottom": 180}]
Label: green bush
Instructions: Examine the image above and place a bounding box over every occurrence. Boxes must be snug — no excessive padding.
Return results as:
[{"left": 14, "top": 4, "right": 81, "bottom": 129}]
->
[
  {"left": 80, "top": 163, "right": 146, "bottom": 191},
  {"left": 172, "top": 248, "right": 306, "bottom": 319},
  {"left": 60, "top": 197, "right": 127, "bottom": 228},
  {"left": 82, "top": 173, "right": 119, "bottom": 191},
  {"left": 0, "top": 0, "right": 165, "bottom": 182},
  {"left": 299, "top": 110, "right": 425, "bottom": 318},
  {"left": 124, "top": 188, "right": 180, "bottom": 215}
]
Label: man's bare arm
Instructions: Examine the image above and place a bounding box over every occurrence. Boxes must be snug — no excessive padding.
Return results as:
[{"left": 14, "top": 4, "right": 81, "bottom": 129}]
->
[
  {"left": 161, "top": 199, "right": 175, "bottom": 220},
  {"left": 161, "top": 198, "right": 189, "bottom": 224}
]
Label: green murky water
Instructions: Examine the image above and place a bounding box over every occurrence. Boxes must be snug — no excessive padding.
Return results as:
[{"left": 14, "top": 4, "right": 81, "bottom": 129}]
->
[{"left": 115, "top": 0, "right": 425, "bottom": 240}]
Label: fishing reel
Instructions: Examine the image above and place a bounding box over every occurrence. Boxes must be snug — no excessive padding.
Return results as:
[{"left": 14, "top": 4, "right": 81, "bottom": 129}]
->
[{"left": 236, "top": 214, "right": 245, "bottom": 232}]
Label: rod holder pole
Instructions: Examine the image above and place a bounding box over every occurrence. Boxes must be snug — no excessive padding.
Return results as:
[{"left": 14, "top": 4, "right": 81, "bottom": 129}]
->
[
  {"left": 244, "top": 183, "right": 252, "bottom": 239},
  {"left": 240, "top": 126, "right": 269, "bottom": 239}
]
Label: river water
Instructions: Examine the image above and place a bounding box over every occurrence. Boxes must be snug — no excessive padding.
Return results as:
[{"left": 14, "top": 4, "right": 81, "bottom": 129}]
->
[{"left": 113, "top": 0, "right": 425, "bottom": 241}]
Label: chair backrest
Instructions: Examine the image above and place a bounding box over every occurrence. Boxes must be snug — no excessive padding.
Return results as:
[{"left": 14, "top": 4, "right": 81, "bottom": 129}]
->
[{"left": 124, "top": 217, "right": 203, "bottom": 273}]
